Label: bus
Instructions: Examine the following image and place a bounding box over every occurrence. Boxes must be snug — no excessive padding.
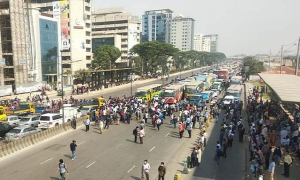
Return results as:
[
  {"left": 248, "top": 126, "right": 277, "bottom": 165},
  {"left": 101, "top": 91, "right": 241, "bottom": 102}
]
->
[
  {"left": 185, "top": 81, "right": 205, "bottom": 98},
  {"left": 135, "top": 84, "right": 163, "bottom": 102},
  {"left": 226, "top": 85, "right": 243, "bottom": 101},
  {"left": 195, "top": 75, "right": 214, "bottom": 90},
  {"left": 217, "top": 69, "right": 229, "bottom": 81},
  {"left": 162, "top": 84, "right": 184, "bottom": 104},
  {"left": 230, "top": 76, "right": 243, "bottom": 85},
  {"left": 188, "top": 94, "right": 204, "bottom": 106}
]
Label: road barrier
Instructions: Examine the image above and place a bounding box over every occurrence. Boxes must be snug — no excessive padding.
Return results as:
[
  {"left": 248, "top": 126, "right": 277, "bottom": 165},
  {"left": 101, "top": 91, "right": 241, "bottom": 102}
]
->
[{"left": 0, "top": 116, "right": 86, "bottom": 158}]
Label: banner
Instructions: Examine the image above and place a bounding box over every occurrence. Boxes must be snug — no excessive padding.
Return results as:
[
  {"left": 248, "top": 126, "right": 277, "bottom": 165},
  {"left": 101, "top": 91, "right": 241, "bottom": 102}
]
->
[
  {"left": 52, "top": 1, "right": 60, "bottom": 19},
  {"left": 60, "top": 0, "right": 69, "bottom": 50}
]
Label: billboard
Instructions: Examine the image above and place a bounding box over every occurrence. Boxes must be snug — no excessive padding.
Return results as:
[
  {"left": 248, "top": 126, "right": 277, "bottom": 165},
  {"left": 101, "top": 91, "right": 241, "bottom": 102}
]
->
[
  {"left": 52, "top": 1, "right": 60, "bottom": 19},
  {"left": 60, "top": 0, "right": 69, "bottom": 50}
]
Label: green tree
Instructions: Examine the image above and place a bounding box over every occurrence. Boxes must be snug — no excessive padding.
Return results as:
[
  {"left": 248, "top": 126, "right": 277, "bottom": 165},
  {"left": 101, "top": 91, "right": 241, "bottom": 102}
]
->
[
  {"left": 73, "top": 68, "right": 91, "bottom": 83},
  {"left": 130, "top": 41, "right": 179, "bottom": 74},
  {"left": 92, "top": 45, "right": 121, "bottom": 70},
  {"left": 242, "top": 56, "right": 265, "bottom": 76}
]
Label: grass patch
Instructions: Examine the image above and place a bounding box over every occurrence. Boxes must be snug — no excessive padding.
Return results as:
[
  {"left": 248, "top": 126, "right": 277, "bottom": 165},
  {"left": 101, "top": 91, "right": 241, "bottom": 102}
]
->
[{"left": 248, "top": 80, "right": 274, "bottom": 100}]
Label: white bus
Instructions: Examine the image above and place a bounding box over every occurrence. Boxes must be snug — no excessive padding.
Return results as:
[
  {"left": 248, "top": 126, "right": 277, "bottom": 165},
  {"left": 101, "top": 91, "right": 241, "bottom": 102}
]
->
[{"left": 226, "top": 85, "right": 243, "bottom": 101}]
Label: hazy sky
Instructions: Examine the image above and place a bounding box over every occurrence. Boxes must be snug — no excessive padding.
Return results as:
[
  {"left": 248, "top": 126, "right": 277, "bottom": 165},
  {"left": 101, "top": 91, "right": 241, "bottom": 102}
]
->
[{"left": 93, "top": 0, "right": 300, "bottom": 56}]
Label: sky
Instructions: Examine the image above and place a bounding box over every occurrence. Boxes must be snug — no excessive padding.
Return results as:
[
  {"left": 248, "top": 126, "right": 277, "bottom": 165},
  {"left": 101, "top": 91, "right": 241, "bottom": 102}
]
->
[{"left": 93, "top": 0, "right": 300, "bottom": 56}]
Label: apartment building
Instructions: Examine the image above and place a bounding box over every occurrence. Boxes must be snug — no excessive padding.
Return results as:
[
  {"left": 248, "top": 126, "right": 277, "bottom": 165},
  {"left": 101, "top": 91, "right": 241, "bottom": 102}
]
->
[
  {"left": 193, "top": 34, "right": 203, "bottom": 51},
  {"left": 170, "top": 15, "right": 195, "bottom": 51},
  {"left": 141, "top": 9, "right": 173, "bottom": 43},
  {"left": 202, "top": 34, "right": 218, "bottom": 53},
  {"left": 92, "top": 8, "right": 141, "bottom": 65}
]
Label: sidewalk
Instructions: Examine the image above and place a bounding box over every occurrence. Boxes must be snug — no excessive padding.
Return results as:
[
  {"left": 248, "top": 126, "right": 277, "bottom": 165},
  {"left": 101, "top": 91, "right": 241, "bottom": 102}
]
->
[{"left": 1, "top": 67, "right": 207, "bottom": 102}]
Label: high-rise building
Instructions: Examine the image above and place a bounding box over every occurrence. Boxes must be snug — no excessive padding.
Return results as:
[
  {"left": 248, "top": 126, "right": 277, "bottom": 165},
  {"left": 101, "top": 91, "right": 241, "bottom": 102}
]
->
[
  {"left": 31, "top": 0, "right": 92, "bottom": 85},
  {"left": 141, "top": 9, "right": 173, "bottom": 43},
  {"left": 202, "top": 34, "right": 218, "bottom": 52},
  {"left": 193, "top": 34, "right": 203, "bottom": 51},
  {"left": 0, "top": 0, "right": 31, "bottom": 86},
  {"left": 92, "top": 8, "right": 141, "bottom": 65},
  {"left": 170, "top": 15, "right": 195, "bottom": 51}
]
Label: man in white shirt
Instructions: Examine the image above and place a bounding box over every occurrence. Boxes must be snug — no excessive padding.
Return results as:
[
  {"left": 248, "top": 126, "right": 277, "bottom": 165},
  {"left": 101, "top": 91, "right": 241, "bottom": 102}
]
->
[
  {"left": 280, "top": 127, "right": 288, "bottom": 144},
  {"left": 203, "top": 131, "right": 208, "bottom": 147},
  {"left": 268, "top": 158, "right": 275, "bottom": 180},
  {"left": 141, "top": 160, "right": 150, "bottom": 180}
]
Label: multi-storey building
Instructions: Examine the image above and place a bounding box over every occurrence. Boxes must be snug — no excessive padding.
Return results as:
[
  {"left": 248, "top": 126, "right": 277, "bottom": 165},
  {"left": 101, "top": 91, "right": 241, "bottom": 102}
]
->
[
  {"left": 141, "top": 9, "right": 173, "bottom": 43},
  {"left": 0, "top": 0, "right": 31, "bottom": 86},
  {"left": 92, "top": 8, "right": 141, "bottom": 65},
  {"left": 31, "top": 0, "right": 92, "bottom": 85},
  {"left": 170, "top": 15, "right": 195, "bottom": 51},
  {"left": 193, "top": 34, "right": 203, "bottom": 51},
  {"left": 202, "top": 34, "right": 218, "bottom": 52}
]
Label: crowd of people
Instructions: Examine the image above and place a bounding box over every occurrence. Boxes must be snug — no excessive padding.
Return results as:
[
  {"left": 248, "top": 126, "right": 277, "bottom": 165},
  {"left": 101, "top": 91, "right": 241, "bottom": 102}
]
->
[{"left": 245, "top": 86, "right": 299, "bottom": 180}]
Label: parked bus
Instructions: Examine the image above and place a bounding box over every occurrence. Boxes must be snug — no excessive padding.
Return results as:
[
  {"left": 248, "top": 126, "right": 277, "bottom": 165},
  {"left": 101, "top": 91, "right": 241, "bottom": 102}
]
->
[
  {"left": 185, "top": 81, "right": 205, "bottom": 98},
  {"left": 162, "top": 84, "right": 184, "bottom": 104},
  {"left": 135, "top": 84, "right": 163, "bottom": 102}
]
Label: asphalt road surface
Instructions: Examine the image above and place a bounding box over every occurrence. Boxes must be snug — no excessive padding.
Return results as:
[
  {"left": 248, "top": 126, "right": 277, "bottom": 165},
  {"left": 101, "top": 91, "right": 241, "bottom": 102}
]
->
[{"left": 0, "top": 67, "right": 216, "bottom": 180}]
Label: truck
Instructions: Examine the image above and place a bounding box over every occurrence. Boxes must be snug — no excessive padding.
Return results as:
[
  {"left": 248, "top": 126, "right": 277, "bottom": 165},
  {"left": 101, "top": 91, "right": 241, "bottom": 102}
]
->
[
  {"left": 61, "top": 106, "right": 81, "bottom": 121},
  {"left": 73, "top": 97, "right": 105, "bottom": 108},
  {"left": 3, "top": 102, "right": 35, "bottom": 117}
]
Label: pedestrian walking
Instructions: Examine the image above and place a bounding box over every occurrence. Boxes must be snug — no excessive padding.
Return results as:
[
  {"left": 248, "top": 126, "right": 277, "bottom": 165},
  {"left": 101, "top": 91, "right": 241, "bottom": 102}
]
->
[
  {"left": 71, "top": 116, "right": 76, "bottom": 129},
  {"left": 178, "top": 122, "right": 184, "bottom": 138},
  {"left": 99, "top": 120, "right": 104, "bottom": 134},
  {"left": 84, "top": 117, "right": 90, "bottom": 132},
  {"left": 191, "top": 148, "right": 197, "bottom": 168},
  {"left": 70, "top": 140, "right": 77, "bottom": 160},
  {"left": 141, "top": 160, "right": 150, "bottom": 180},
  {"left": 158, "top": 162, "right": 166, "bottom": 180},
  {"left": 268, "top": 158, "right": 275, "bottom": 180},
  {"left": 156, "top": 118, "right": 162, "bottom": 131},
  {"left": 187, "top": 123, "right": 192, "bottom": 138},
  {"left": 104, "top": 116, "right": 110, "bottom": 129},
  {"left": 57, "top": 159, "right": 68, "bottom": 180},
  {"left": 133, "top": 126, "right": 139, "bottom": 143},
  {"left": 214, "top": 146, "right": 221, "bottom": 167},
  {"left": 283, "top": 151, "right": 292, "bottom": 178}
]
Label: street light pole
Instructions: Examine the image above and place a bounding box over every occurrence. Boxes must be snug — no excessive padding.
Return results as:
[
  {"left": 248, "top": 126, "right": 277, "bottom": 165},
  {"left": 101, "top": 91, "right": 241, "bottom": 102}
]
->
[
  {"left": 295, "top": 37, "right": 300, "bottom": 76},
  {"left": 60, "top": 50, "right": 65, "bottom": 127},
  {"left": 280, "top": 45, "right": 283, "bottom": 74}
]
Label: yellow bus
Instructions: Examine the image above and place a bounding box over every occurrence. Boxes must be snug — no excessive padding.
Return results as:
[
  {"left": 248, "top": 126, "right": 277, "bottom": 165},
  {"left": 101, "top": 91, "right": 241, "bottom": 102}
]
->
[
  {"left": 135, "top": 84, "right": 163, "bottom": 102},
  {"left": 185, "top": 81, "right": 205, "bottom": 98}
]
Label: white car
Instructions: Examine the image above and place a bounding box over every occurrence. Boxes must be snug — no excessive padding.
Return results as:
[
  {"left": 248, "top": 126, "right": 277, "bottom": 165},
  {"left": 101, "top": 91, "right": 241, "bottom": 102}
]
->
[
  {"left": 4, "top": 116, "right": 20, "bottom": 126},
  {"left": 38, "top": 113, "right": 63, "bottom": 130},
  {"left": 222, "top": 95, "right": 235, "bottom": 108},
  {"left": 212, "top": 90, "right": 219, "bottom": 97}
]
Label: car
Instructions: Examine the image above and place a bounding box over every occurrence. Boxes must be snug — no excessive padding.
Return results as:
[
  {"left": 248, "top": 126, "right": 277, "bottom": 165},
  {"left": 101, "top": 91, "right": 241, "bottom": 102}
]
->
[
  {"left": 38, "top": 113, "right": 63, "bottom": 130},
  {"left": 0, "top": 122, "right": 15, "bottom": 138},
  {"left": 18, "top": 115, "right": 40, "bottom": 127},
  {"left": 3, "top": 115, "right": 20, "bottom": 126},
  {"left": 5, "top": 126, "right": 42, "bottom": 142},
  {"left": 211, "top": 90, "right": 219, "bottom": 97},
  {"left": 222, "top": 95, "right": 235, "bottom": 109}
]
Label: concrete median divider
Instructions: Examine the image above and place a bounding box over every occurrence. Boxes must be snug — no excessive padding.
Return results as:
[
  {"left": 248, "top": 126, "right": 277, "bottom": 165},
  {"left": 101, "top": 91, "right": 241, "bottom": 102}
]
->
[{"left": 0, "top": 116, "right": 86, "bottom": 159}]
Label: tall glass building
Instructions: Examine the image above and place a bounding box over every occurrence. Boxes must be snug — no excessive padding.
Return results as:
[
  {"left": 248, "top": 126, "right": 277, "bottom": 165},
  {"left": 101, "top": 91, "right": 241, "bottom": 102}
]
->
[
  {"left": 141, "top": 9, "right": 173, "bottom": 43},
  {"left": 39, "top": 18, "right": 59, "bottom": 82}
]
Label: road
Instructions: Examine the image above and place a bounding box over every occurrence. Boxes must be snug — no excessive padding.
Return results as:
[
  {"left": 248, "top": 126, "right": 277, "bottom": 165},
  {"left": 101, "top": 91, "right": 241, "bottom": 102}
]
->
[{"left": 0, "top": 67, "right": 214, "bottom": 180}]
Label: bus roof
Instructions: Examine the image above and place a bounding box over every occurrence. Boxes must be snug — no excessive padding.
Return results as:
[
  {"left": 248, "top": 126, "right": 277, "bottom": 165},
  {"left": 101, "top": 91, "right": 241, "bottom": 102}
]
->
[
  {"left": 165, "top": 84, "right": 183, "bottom": 90},
  {"left": 186, "top": 81, "right": 204, "bottom": 86},
  {"left": 136, "top": 84, "right": 162, "bottom": 91},
  {"left": 228, "top": 85, "right": 242, "bottom": 91},
  {"left": 231, "top": 76, "right": 242, "bottom": 80}
]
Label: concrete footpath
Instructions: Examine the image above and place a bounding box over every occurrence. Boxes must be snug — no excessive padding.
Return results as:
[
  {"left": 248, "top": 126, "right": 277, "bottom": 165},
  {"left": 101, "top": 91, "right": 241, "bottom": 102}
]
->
[{"left": 1, "top": 67, "right": 208, "bottom": 102}]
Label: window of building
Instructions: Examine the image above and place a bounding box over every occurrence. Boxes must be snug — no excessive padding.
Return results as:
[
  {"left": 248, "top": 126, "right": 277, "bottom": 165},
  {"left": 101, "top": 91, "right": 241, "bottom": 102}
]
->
[
  {"left": 86, "top": 56, "right": 91, "bottom": 60},
  {"left": 85, "top": 6, "right": 91, "bottom": 11}
]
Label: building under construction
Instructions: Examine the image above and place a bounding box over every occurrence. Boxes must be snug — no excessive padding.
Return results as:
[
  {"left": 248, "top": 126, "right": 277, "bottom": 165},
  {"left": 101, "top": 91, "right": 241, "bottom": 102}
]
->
[{"left": 0, "top": 0, "right": 34, "bottom": 87}]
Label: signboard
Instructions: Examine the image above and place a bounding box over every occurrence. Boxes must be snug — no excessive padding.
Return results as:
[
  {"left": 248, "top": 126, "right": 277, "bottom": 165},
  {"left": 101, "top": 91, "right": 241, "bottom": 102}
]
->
[
  {"left": 52, "top": 1, "right": 60, "bottom": 19},
  {"left": 60, "top": 0, "right": 69, "bottom": 50}
]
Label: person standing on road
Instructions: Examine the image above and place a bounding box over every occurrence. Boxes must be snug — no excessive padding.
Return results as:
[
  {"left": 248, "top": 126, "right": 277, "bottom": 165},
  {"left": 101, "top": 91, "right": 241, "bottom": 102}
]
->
[
  {"left": 178, "top": 122, "right": 184, "bottom": 138},
  {"left": 141, "top": 160, "right": 150, "bottom": 180},
  {"left": 283, "top": 151, "right": 292, "bottom": 178},
  {"left": 214, "top": 146, "right": 221, "bottom": 167},
  {"left": 71, "top": 116, "right": 76, "bottom": 129},
  {"left": 57, "top": 159, "right": 68, "bottom": 180},
  {"left": 187, "top": 122, "right": 192, "bottom": 138},
  {"left": 139, "top": 128, "right": 145, "bottom": 144},
  {"left": 268, "top": 157, "right": 275, "bottom": 180},
  {"left": 156, "top": 118, "right": 162, "bottom": 131},
  {"left": 104, "top": 114, "right": 110, "bottom": 129},
  {"left": 84, "top": 117, "right": 90, "bottom": 132},
  {"left": 133, "top": 126, "right": 139, "bottom": 143},
  {"left": 99, "top": 120, "right": 104, "bottom": 134},
  {"left": 158, "top": 162, "right": 166, "bottom": 180},
  {"left": 70, "top": 140, "right": 77, "bottom": 160}
]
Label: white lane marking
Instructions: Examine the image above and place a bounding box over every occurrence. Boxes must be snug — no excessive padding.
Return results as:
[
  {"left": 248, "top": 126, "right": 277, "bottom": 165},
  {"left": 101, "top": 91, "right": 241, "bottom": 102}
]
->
[
  {"left": 127, "top": 165, "right": 135, "bottom": 173},
  {"left": 40, "top": 157, "right": 53, "bottom": 165},
  {"left": 165, "top": 133, "right": 169, "bottom": 137},
  {"left": 78, "top": 141, "right": 85, "bottom": 145},
  {"left": 116, "top": 143, "right": 122, "bottom": 147},
  {"left": 86, "top": 161, "right": 96, "bottom": 168},
  {"left": 149, "top": 146, "right": 155, "bottom": 152}
]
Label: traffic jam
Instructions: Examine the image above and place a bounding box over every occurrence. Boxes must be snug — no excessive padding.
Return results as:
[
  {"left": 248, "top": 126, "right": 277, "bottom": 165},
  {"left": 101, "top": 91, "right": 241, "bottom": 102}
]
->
[{"left": 0, "top": 61, "right": 243, "bottom": 144}]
